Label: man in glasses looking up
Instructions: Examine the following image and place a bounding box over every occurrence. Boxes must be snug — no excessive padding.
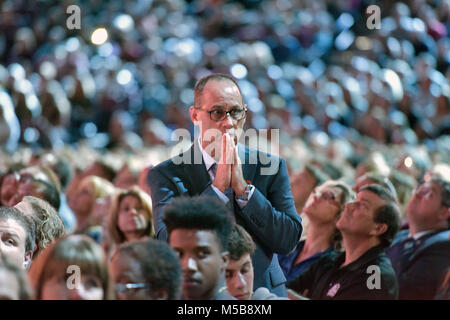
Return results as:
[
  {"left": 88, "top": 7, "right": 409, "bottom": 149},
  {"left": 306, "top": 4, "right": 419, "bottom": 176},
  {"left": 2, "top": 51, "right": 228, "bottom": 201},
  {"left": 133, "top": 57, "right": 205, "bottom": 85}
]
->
[
  {"left": 148, "top": 73, "right": 302, "bottom": 297},
  {"left": 287, "top": 185, "right": 400, "bottom": 299}
]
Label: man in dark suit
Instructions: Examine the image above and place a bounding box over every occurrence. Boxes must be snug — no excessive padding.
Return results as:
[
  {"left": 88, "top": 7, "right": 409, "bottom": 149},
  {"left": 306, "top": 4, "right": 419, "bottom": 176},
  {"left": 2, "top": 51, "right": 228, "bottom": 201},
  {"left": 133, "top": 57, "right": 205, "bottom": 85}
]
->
[
  {"left": 147, "top": 73, "right": 302, "bottom": 296},
  {"left": 386, "top": 178, "right": 450, "bottom": 299}
]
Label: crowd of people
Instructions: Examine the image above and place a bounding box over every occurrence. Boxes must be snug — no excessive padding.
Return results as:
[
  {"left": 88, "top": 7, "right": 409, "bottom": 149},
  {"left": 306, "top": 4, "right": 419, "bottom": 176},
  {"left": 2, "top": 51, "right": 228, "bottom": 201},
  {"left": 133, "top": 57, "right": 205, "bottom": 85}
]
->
[{"left": 0, "top": 0, "right": 449, "bottom": 301}]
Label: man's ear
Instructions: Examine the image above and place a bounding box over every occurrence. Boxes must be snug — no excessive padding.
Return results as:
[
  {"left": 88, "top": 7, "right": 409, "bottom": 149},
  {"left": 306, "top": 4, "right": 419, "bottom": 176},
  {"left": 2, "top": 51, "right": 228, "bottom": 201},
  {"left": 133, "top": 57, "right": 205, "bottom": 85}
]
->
[
  {"left": 189, "top": 106, "right": 199, "bottom": 123},
  {"left": 372, "top": 223, "right": 388, "bottom": 237},
  {"left": 24, "top": 250, "right": 33, "bottom": 270},
  {"left": 437, "top": 206, "right": 450, "bottom": 222}
]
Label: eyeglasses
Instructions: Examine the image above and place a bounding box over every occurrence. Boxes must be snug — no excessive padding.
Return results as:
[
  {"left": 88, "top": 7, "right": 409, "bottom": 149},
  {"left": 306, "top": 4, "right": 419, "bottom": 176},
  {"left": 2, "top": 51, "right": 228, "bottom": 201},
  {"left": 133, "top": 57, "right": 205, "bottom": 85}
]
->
[
  {"left": 314, "top": 190, "right": 342, "bottom": 209},
  {"left": 197, "top": 108, "right": 247, "bottom": 121},
  {"left": 115, "top": 283, "right": 151, "bottom": 293}
]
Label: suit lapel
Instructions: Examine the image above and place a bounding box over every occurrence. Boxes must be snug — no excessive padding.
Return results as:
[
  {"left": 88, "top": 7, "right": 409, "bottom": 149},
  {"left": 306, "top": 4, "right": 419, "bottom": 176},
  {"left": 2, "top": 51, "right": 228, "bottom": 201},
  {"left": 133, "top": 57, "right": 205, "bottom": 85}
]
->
[
  {"left": 239, "top": 145, "right": 257, "bottom": 184},
  {"left": 183, "top": 143, "right": 212, "bottom": 195}
]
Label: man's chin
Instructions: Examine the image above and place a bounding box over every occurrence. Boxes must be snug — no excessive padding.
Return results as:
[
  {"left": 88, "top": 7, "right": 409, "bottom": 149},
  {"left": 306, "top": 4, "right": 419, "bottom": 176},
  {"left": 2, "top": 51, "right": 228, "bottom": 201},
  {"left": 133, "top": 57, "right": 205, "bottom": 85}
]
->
[{"left": 183, "top": 282, "right": 205, "bottom": 299}]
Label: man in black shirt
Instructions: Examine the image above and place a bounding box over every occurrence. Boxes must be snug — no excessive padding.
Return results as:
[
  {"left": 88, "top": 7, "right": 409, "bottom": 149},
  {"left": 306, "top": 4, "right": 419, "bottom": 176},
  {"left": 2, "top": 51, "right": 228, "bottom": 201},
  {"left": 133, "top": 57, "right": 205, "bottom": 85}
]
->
[{"left": 287, "top": 185, "right": 400, "bottom": 299}]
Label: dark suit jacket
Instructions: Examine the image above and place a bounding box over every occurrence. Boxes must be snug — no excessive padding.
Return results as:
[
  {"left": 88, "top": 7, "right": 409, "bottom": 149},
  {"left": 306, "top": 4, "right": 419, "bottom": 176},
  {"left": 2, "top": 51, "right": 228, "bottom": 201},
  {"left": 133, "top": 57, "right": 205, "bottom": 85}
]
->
[
  {"left": 386, "top": 228, "right": 450, "bottom": 299},
  {"left": 147, "top": 143, "right": 302, "bottom": 296}
]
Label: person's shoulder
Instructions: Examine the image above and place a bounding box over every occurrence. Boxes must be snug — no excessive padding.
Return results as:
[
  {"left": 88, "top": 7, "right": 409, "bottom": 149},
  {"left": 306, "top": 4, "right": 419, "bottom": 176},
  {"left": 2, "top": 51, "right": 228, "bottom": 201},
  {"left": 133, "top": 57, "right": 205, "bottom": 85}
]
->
[
  {"left": 310, "top": 250, "right": 342, "bottom": 269},
  {"left": 391, "top": 229, "right": 409, "bottom": 245},
  {"left": 252, "top": 287, "right": 289, "bottom": 300},
  {"left": 375, "top": 251, "right": 396, "bottom": 273},
  {"left": 149, "top": 147, "right": 194, "bottom": 173},
  {"left": 419, "top": 229, "right": 450, "bottom": 252},
  {"left": 426, "top": 229, "right": 450, "bottom": 243},
  {"left": 243, "top": 145, "right": 283, "bottom": 162}
]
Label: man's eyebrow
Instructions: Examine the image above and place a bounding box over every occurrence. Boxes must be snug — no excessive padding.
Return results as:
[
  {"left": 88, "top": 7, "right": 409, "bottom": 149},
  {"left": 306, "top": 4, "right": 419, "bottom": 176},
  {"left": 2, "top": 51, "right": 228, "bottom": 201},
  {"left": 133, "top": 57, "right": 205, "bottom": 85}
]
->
[
  {"left": 359, "top": 198, "right": 371, "bottom": 205},
  {"left": 1, "top": 231, "right": 20, "bottom": 239},
  {"left": 210, "top": 104, "right": 242, "bottom": 110}
]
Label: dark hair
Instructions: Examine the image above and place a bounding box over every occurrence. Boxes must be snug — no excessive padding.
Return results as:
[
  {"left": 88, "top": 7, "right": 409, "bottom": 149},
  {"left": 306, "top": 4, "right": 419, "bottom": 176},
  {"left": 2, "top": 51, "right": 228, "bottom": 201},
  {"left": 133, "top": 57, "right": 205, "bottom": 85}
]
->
[
  {"left": 227, "top": 225, "right": 256, "bottom": 261},
  {"left": 194, "top": 73, "right": 243, "bottom": 108},
  {"left": 312, "top": 157, "right": 342, "bottom": 180},
  {"left": 32, "top": 178, "right": 61, "bottom": 211},
  {"left": 47, "top": 156, "right": 72, "bottom": 190},
  {"left": 361, "top": 172, "right": 399, "bottom": 201},
  {"left": 89, "top": 161, "right": 116, "bottom": 182},
  {"left": 304, "top": 164, "right": 329, "bottom": 187},
  {"left": 360, "top": 184, "right": 397, "bottom": 203},
  {"left": 112, "top": 239, "right": 182, "bottom": 300},
  {"left": 164, "top": 196, "right": 233, "bottom": 251},
  {"left": 430, "top": 178, "right": 450, "bottom": 208},
  {"left": 0, "top": 254, "right": 34, "bottom": 299},
  {"left": 430, "top": 178, "right": 450, "bottom": 227},
  {"left": 360, "top": 184, "right": 400, "bottom": 248},
  {"left": 0, "top": 206, "right": 36, "bottom": 253}
]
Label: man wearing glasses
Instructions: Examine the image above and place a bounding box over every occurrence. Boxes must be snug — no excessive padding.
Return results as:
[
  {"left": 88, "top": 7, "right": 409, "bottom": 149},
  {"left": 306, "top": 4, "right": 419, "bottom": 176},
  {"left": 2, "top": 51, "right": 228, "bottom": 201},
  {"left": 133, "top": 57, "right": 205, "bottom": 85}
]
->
[
  {"left": 287, "top": 184, "right": 399, "bottom": 299},
  {"left": 386, "top": 178, "right": 450, "bottom": 299},
  {"left": 148, "top": 73, "right": 302, "bottom": 297}
]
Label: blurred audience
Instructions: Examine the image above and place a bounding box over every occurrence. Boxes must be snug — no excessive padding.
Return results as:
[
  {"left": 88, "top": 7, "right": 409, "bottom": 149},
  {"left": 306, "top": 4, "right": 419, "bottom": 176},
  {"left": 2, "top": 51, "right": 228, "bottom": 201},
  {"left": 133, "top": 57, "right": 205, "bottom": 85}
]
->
[
  {"left": 0, "top": 255, "right": 33, "bottom": 300},
  {"left": 0, "top": 0, "right": 449, "bottom": 300},
  {"left": 279, "top": 180, "right": 354, "bottom": 282},
  {"left": 226, "top": 224, "right": 287, "bottom": 300},
  {"left": 14, "top": 195, "right": 65, "bottom": 258},
  {"left": 106, "top": 186, "right": 154, "bottom": 256},
  {"left": 28, "top": 234, "right": 113, "bottom": 300},
  {"left": 0, "top": 206, "right": 35, "bottom": 270},
  {"left": 109, "top": 238, "right": 182, "bottom": 300},
  {"left": 386, "top": 178, "right": 450, "bottom": 299},
  {"left": 164, "top": 196, "right": 234, "bottom": 300},
  {"left": 287, "top": 185, "right": 400, "bottom": 299}
]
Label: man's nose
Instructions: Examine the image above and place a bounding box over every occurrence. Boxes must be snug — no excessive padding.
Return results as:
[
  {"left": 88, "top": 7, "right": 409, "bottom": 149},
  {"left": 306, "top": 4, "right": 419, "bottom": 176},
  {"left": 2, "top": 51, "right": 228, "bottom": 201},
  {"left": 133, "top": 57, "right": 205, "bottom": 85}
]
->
[
  {"left": 182, "top": 256, "right": 198, "bottom": 272},
  {"left": 345, "top": 201, "right": 355, "bottom": 211},
  {"left": 221, "top": 113, "right": 234, "bottom": 128},
  {"left": 233, "top": 272, "right": 246, "bottom": 290}
]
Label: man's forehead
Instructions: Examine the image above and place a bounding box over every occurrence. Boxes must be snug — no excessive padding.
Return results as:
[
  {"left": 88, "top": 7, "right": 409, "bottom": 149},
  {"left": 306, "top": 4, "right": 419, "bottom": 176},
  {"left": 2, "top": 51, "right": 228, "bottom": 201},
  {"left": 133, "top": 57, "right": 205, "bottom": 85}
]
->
[
  {"left": 171, "top": 229, "right": 220, "bottom": 247},
  {"left": 0, "top": 218, "right": 26, "bottom": 235},
  {"left": 203, "top": 79, "right": 241, "bottom": 96},
  {"left": 422, "top": 181, "right": 442, "bottom": 192},
  {"left": 357, "top": 190, "right": 385, "bottom": 206},
  {"left": 228, "top": 253, "right": 252, "bottom": 268}
]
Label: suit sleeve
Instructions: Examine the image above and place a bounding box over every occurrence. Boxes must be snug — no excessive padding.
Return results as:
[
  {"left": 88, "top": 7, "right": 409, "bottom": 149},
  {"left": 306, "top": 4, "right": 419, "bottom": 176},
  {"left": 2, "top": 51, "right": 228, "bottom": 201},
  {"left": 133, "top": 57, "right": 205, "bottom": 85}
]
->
[{"left": 239, "top": 158, "right": 302, "bottom": 255}]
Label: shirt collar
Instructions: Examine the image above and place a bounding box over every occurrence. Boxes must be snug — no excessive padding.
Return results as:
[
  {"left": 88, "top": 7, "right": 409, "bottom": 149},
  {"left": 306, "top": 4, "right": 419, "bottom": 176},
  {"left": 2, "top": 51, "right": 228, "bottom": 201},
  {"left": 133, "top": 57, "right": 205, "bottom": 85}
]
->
[
  {"left": 337, "top": 245, "right": 385, "bottom": 272},
  {"left": 409, "top": 230, "right": 436, "bottom": 240},
  {"left": 197, "top": 138, "right": 216, "bottom": 171}
]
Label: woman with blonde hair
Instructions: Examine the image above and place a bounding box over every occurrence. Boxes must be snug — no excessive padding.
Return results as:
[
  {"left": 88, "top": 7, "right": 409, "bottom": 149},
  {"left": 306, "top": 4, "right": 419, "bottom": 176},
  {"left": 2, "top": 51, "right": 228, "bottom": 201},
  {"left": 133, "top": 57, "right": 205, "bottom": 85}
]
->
[
  {"left": 279, "top": 180, "right": 355, "bottom": 282},
  {"left": 107, "top": 186, "right": 154, "bottom": 249},
  {"left": 28, "top": 234, "right": 113, "bottom": 300},
  {"left": 68, "top": 175, "right": 117, "bottom": 234}
]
